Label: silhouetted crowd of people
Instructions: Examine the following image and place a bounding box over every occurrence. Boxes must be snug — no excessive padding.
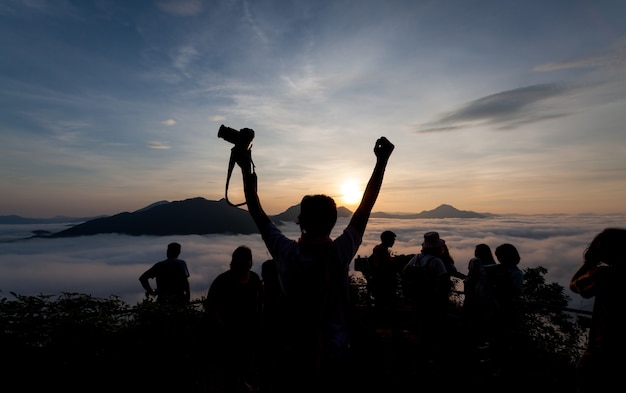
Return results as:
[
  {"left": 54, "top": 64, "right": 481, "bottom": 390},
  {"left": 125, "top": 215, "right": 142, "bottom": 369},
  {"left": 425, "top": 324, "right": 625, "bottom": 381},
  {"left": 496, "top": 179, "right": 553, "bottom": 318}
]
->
[
  {"left": 137, "top": 133, "right": 624, "bottom": 393},
  {"left": 136, "top": 233, "right": 527, "bottom": 392}
]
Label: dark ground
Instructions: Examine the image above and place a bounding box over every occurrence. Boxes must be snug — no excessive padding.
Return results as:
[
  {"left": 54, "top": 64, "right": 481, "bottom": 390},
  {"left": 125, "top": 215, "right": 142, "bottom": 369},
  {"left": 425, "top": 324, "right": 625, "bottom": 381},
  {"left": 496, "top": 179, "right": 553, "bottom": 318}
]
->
[
  {"left": 182, "top": 303, "right": 578, "bottom": 393},
  {"left": 337, "top": 304, "right": 578, "bottom": 393},
  {"left": 5, "top": 302, "right": 577, "bottom": 393}
]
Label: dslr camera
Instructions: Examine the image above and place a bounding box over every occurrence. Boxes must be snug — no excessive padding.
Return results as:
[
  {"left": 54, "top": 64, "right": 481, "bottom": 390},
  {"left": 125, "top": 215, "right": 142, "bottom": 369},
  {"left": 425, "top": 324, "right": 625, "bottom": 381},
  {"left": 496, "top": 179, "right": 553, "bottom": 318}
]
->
[{"left": 218, "top": 124, "right": 255, "bottom": 150}]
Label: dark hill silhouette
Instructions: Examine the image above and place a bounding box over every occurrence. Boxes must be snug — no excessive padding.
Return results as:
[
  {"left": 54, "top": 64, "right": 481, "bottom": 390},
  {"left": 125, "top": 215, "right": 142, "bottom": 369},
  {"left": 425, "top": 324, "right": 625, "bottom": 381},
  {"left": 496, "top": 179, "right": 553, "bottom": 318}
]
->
[
  {"left": 370, "top": 203, "right": 488, "bottom": 219},
  {"left": 49, "top": 197, "right": 258, "bottom": 237}
]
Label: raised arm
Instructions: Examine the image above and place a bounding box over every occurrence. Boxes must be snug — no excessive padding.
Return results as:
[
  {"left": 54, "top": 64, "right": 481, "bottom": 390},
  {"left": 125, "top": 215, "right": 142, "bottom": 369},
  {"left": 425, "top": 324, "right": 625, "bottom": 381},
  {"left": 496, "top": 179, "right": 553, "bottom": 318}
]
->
[
  {"left": 232, "top": 146, "right": 271, "bottom": 231},
  {"left": 350, "top": 136, "right": 394, "bottom": 234}
]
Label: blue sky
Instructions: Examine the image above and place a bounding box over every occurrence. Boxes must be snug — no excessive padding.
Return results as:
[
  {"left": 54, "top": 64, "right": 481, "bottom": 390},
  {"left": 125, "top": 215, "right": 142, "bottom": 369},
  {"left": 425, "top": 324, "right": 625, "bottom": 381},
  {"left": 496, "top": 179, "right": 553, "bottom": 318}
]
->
[{"left": 1, "top": 0, "right": 625, "bottom": 217}]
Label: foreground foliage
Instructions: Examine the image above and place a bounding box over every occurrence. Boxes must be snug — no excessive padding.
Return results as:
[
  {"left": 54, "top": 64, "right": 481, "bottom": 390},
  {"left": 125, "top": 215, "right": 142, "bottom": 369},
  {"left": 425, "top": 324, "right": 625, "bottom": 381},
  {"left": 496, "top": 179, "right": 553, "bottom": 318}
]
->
[
  {"left": 0, "top": 266, "right": 586, "bottom": 392},
  {"left": 519, "top": 266, "right": 587, "bottom": 364}
]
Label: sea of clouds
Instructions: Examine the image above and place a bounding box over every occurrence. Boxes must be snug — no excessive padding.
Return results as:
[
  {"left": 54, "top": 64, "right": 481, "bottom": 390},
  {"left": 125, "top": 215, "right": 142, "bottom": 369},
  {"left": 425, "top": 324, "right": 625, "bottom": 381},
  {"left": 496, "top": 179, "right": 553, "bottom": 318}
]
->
[{"left": 1, "top": 214, "right": 624, "bottom": 311}]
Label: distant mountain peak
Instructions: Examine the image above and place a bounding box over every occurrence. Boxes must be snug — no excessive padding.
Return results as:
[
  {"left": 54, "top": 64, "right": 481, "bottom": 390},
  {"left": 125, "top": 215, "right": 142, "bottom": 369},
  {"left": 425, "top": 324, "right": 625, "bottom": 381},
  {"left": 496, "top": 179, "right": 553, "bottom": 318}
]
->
[
  {"left": 371, "top": 204, "right": 487, "bottom": 219},
  {"left": 133, "top": 200, "right": 169, "bottom": 213}
]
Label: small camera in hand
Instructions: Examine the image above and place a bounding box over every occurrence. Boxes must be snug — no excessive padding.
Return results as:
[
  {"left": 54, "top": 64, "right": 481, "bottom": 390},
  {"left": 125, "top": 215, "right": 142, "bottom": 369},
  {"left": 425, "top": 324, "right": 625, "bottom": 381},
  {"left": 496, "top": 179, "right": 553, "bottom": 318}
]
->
[{"left": 218, "top": 124, "right": 255, "bottom": 150}]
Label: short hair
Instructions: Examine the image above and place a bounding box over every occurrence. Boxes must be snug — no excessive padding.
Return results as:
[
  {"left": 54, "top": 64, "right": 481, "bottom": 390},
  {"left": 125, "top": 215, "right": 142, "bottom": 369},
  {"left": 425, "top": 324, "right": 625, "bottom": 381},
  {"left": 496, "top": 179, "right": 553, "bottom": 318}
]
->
[
  {"left": 261, "top": 259, "right": 277, "bottom": 277},
  {"left": 231, "top": 245, "right": 253, "bottom": 273},
  {"left": 297, "top": 194, "right": 337, "bottom": 236},
  {"left": 166, "top": 242, "right": 181, "bottom": 258},
  {"left": 495, "top": 243, "right": 520, "bottom": 266},
  {"left": 381, "top": 230, "right": 396, "bottom": 242}
]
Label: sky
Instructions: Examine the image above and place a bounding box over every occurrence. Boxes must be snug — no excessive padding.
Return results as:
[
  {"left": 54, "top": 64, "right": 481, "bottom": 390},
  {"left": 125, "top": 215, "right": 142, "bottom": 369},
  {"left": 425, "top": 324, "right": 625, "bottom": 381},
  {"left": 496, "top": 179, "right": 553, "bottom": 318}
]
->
[
  {"left": 1, "top": 0, "right": 625, "bottom": 218},
  {"left": 2, "top": 213, "right": 622, "bottom": 312}
]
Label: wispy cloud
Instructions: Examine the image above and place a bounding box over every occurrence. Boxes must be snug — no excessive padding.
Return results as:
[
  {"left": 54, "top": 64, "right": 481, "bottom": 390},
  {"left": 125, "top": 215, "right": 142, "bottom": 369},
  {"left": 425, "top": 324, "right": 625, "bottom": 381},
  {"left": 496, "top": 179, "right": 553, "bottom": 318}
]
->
[
  {"left": 147, "top": 141, "right": 171, "bottom": 150},
  {"left": 417, "top": 84, "right": 571, "bottom": 133},
  {"left": 156, "top": 0, "right": 204, "bottom": 16},
  {"left": 534, "top": 46, "right": 626, "bottom": 72},
  {"left": 243, "top": 1, "right": 269, "bottom": 45},
  {"left": 171, "top": 46, "right": 199, "bottom": 77}
]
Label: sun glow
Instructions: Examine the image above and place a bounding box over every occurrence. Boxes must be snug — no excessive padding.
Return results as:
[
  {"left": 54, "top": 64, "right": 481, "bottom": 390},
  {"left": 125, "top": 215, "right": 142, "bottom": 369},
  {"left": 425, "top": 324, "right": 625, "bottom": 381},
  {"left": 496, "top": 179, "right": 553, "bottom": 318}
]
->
[{"left": 340, "top": 180, "right": 362, "bottom": 206}]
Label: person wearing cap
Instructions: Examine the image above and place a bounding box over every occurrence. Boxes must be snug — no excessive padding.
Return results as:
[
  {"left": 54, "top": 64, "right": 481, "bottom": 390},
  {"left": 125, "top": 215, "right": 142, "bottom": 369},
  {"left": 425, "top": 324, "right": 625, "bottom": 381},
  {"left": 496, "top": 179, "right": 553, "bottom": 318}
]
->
[{"left": 401, "top": 231, "right": 450, "bottom": 364}]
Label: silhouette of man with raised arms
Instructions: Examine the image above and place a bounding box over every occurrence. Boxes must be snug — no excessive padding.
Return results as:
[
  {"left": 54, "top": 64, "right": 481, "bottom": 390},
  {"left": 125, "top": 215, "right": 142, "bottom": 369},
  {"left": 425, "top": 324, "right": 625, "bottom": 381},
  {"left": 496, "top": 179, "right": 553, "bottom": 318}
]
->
[
  {"left": 139, "top": 242, "right": 190, "bottom": 305},
  {"left": 231, "top": 133, "right": 394, "bottom": 393}
]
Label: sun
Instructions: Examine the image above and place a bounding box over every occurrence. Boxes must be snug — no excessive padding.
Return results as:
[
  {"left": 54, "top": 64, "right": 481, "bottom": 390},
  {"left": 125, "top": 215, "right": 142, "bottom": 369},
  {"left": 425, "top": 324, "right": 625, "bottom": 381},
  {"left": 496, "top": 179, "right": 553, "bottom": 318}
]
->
[{"left": 340, "top": 180, "right": 362, "bottom": 206}]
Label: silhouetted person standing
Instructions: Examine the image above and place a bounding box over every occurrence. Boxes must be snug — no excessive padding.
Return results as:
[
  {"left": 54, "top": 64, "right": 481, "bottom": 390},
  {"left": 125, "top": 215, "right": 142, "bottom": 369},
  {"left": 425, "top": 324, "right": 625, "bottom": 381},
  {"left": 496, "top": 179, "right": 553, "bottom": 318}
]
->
[
  {"left": 139, "top": 242, "right": 190, "bottom": 305},
  {"left": 136, "top": 242, "right": 192, "bottom": 392},
  {"left": 260, "top": 259, "right": 284, "bottom": 336},
  {"left": 463, "top": 243, "right": 496, "bottom": 347},
  {"left": 402, "top": 231, "right": 450, "bottom": 365},
  {"left": 570, "top": 228, "right": 626, "bottom": 393},
  {"left": 483, "top": 243, "right": 524, "bottom": 376},
  {"left": 258, "top": 259, "right": 286, "bottom": 393},
  {"left": 205, "top": 245, "right": 262, "bottom": 393},
  {"left": 232, "top": 134, "right": 394, "bottom": 393},
  {"left": 368, "top": 230, "right": 401, "bottom": 335}
]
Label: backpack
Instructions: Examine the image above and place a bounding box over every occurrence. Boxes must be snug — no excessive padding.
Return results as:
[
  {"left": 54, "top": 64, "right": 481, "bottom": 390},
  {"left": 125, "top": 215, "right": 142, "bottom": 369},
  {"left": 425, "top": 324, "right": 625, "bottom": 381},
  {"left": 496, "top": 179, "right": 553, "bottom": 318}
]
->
[
  {"left": 402, "top": 254, "right": 437, "bottom": 300},
  {"left": 482, "top": 263, "right": 511, "bottom": 311},
  {"left": 466, "top": 258, "right": 494, "bottom": 301}
]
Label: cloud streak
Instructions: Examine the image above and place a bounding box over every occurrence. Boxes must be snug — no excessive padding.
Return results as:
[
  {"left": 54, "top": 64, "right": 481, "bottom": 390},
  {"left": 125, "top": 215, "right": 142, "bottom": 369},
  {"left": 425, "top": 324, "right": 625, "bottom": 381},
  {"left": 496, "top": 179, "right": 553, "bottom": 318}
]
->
[
  {"left": 417, "top": 84, "right": 571, "bottom": 133},
  {"left": 147, "top": 141, "right": 172, "bottom": 150}
]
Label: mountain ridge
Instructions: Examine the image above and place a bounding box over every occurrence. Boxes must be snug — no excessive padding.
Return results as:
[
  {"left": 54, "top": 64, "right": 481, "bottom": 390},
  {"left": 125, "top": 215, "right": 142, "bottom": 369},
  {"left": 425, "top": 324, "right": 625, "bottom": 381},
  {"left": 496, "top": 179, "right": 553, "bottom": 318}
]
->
[
  {"left": 6, "top": 198, "right": 491, "bottom": 238},
  {"left": 1, "top": 201, "right": 490, "bottom": 225}
]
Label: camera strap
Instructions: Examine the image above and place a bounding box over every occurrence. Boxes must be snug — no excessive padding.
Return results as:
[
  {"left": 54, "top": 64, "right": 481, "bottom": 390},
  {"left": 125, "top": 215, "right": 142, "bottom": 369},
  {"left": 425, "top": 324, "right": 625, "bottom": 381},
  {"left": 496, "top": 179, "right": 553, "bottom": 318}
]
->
[{"left": 224, "top": 148, "right": 255, "bottom": 207}]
